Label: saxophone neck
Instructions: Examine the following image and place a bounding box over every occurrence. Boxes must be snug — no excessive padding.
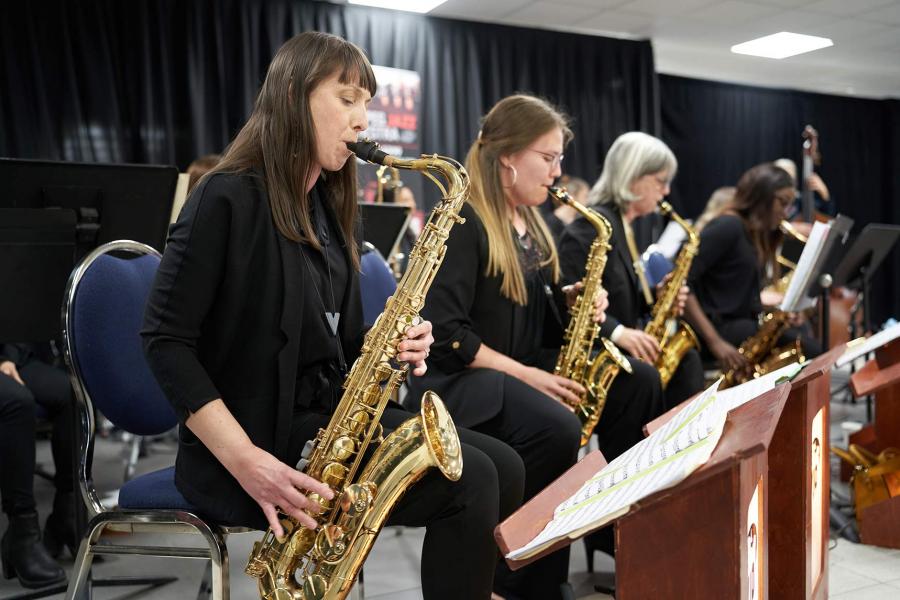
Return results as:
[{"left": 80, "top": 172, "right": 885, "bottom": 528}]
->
[
  {"left": 659, "top": 201, "right": 699, "bottom": 247},
  {"left": 549, "top": 186, "right": 611, "bottom": 238}
]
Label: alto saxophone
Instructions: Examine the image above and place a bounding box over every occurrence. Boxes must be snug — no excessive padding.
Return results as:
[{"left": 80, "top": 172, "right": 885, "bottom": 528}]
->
[
  {"left": 644, "top": 201, "right": 700, "bottom": 388},
  {"left": 549, "top": 186, "right": 631, "bottom": 447},
  {"left": 721, "top": 310, "right": 805, "bottom": 389},
  {"left": 245, "top": 140, "right": 467, "bottom": 600}
]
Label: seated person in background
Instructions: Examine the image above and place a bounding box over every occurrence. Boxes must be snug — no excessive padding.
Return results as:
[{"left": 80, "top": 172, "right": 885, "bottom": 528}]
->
[
  {"left": 694, "top": 186, "right": 735, "bottom": 233},
  {"left": 1, "top": 343, "right": 74, "bottom": 588},
  {"left": 773, "top": 157, "right": 834, "bottom": 221},
  {"left": 542, "top": 175, "right": 588, "bottom": 242},
  {"left": 683, "top": 163, "right": 822, "bottom": 377},
  {"left": 186, "top": 153, "right": 222, "bottom": 194}
]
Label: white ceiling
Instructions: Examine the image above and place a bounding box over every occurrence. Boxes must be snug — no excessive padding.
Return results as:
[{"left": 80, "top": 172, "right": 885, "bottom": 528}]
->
[{"left": 421, "top": 0, "right": 900, "bottom": 99}]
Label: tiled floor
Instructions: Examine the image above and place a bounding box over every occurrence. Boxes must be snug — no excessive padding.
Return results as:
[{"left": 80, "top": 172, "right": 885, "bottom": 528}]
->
[{"left": 2, "top": 363, "right": 899, "bottom": 599}]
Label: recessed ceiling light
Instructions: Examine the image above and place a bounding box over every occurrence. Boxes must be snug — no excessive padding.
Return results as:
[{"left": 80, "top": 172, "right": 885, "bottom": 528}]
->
[
  {"left": 731, "top": 32, "right": 833, "bottom": 59},
  {"left": 347, "top": 0, "right": 448, "bottom": 13}
]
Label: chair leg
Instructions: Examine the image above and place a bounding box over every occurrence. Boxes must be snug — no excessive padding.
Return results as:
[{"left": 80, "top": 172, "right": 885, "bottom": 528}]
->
[
  {"left": 196, "top": 562, "right": 212, "bottom": 600},
  {"left": 123, "top": 435, "right": 141, "bottom": 482},
  {"left": 66, "top": 521, "right": 104, "bottom": 600}
]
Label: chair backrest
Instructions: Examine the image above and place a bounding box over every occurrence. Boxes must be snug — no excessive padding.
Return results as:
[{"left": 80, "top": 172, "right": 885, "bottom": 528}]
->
[
  {"left": 360, "top": 243, "right": 397, "bottom": 328},
  {"left": 63, "top": 241, "right": 176, "bottom": 438}
]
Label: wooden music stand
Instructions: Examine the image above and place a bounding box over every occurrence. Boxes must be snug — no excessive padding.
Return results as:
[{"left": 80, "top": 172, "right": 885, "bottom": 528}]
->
[
  {"left": 496, "top": 385, "right": 789, "bottom": 600},
  {"left": 847, "top": 337, "right": 900, "bottom": 547},
  {"left": 848, "top": 337, "right": 900, "bottom": 457},
  {"left": 767, "top": 344, "right": 845, "bottom": 600}
]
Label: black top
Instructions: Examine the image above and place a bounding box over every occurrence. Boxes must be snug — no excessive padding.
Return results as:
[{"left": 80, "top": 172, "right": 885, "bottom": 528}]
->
[
  {"left": 296, "top": 188, "right": 350, "bottom": 415},
  {"left": 142, "top": 171, "right": 365, "bottom": 528},
  {"left": 406, "top": 203, "right": 566, "bottom": 427},
  {"left": 558, "top": 203, "right": 650, "bottom": 338},
  {"left": 687, "top": 214, "right": 762, "bottom": 324}
]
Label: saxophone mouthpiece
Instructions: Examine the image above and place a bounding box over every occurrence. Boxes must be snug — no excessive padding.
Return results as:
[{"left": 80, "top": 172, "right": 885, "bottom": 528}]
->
[
  {"left": 548, "top": 186, "right": 570, "bottom": 207},
  {"left": 658, "top": 200, "right": 673, "bottom": 215},
  {"left": 347, "top": 138, "right": 393, "bottom": 166}
]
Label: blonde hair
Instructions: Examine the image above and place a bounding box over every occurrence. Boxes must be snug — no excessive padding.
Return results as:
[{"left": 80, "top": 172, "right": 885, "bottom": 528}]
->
[
  {"left": 695, "top": 186, "right": 735, "bottom": 232},
  {"left": 588, "top": 131, "right": 677, "bottom": 211},
  {"left": 465, "top": 95, "right": 572, "bottom": 305}
]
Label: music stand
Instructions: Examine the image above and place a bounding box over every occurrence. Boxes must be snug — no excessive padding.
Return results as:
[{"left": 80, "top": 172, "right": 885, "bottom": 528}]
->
[
  {"left": 805, "top": 215, "right": 854, "bottom": 347},
  {"left": 832, "top": 224, "right": 900, "bottom": 335},
  {"left": 358, "top": 203, "right": 411, "bottom": 259}
]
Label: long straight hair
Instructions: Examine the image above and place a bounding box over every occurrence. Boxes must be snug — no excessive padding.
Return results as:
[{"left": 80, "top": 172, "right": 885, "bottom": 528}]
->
[
  {"left": 728, "top": 163, "right": 793, "bottom": 272},
  {"left": 464, "top": 95, "right": 572, "bottom": 305},
  {"left": 209, "top": 32, "right": 376, "bottom": 267}
]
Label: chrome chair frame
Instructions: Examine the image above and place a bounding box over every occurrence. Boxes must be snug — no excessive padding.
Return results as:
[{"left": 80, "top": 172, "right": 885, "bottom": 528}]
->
[{"left": 61, "top": 240, "right": 249, "bottom": 600}]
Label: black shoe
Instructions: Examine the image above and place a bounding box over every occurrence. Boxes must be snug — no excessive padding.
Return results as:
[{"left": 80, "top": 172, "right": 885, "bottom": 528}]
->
[
  {"left": 44, "top": 491, "right": 79, "bottom": 559},
  {"left": 1, "top": 511, "right": 67, "bottom": 589}
]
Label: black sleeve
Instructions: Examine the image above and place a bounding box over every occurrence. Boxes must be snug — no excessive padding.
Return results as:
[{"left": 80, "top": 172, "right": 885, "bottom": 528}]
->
[
  {"left": 421, "top": 208, "right": 484, "bottom": 373},
  {"left": 558, "top": 219, "right": 591, "bottom": 286},
  {"left": 141, "top": 177, "right": 233, "bottom": 421},
  {"left": 688, "top": 216, "right": 740, "bottom": 287}
]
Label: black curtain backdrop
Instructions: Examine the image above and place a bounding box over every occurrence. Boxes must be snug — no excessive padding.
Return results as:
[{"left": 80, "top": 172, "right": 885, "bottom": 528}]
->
[
  {"left": 661, "top": 75, "right": 900, "bottom": 326},
  {"left": 0, "top": 0, "right": 658, "bottom": 208}
]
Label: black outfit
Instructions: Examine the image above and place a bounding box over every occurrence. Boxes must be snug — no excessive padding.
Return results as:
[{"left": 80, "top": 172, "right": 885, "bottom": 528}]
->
[
  {"left": 558, "top": 204, "right": 702, "bottom": 410},
  {"left": 142, "top": 171, "right": 524, "bottom": 600},
  {"left": 406, "top": 203, "right": 583, "bottom": 600},
  {"left": 0, "top": 343, "right": 72, "bottom": 586},
  {"left": 688, "top": 214, "right": 822, "bottom": 359}
]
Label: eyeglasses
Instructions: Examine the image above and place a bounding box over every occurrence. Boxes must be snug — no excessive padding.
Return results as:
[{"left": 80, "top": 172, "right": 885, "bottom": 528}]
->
[{"left": 527, "top": 148, "right": 564, "bottom": 168}]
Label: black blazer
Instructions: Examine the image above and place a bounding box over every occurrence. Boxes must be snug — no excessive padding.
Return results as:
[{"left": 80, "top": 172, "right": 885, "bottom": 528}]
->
[
  {"left": 407, "top": 203, "right": 566, "bottom": 427},
  {"left": 142, "top": 171, "right": 364, "bottom": 528},
  {"left": 558, "top": 203, "right": 649, "bottom": 339}
]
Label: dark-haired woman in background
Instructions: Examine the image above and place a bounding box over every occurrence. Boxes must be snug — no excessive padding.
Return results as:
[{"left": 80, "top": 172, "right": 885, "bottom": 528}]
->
[{"left": 683, "top": 162, "right": 822, "bottom": 376}]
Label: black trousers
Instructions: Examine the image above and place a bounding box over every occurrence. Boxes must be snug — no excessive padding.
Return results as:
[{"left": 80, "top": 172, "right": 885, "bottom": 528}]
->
[
  {"left": 471, "top": 374, "right": 582, "bottom": 600},
  {"left": 0, "top": 361, "right": 75, "bottom": 516},
  {"left": 718, "top": 318, "right": 823, "bottom": 360},
  {"left": 664, "top": 348, "right": 706, "bottom": 409},
  {"left": 289, "top": 405, "right": 525, "bottom": 600}
]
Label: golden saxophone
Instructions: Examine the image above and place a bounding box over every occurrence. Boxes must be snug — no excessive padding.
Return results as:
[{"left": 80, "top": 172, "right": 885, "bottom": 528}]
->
[
  {"left": 721, "top": 310, "right": 805, "bottom": 389},
  {"left": 644, "top": 201, "right": 701, "bottom": 388},
  {"left": 549, "top": 186, "right": 631, "bottom": 447},
  {"left": 245, "top": 140, "right": 467, "bottom": 600}
]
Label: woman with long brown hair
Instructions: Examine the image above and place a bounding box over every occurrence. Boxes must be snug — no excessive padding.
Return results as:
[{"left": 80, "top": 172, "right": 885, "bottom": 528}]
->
[
  {"left": 142, "top": 32, "right": 524, "bottom": 599},
  {"left": 684, "top": 162, "right": 821, "bottom": 373},
  {"left": 408, "top": 95, "right": 662, "bottom": 598}
]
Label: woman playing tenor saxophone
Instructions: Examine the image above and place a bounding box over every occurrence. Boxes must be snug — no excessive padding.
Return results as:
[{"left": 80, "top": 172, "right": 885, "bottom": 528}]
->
[{"left": 142, "top": 32, "right": 525, "bottom": 600}]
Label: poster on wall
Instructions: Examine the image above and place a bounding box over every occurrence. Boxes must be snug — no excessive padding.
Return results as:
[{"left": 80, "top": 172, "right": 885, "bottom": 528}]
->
[{"left": 356, "top": 66, "right": 422, "bottom": 207}]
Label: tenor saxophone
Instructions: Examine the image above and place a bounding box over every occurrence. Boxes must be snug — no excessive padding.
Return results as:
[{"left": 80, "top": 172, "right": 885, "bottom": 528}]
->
[
  {"left": 720, "top": 310, "right": 805, "bottom": 389},
  {"left": 550, "top": 187, "right": 631, "bottom": 447},
  {"left": 644, "top": 201, "right": 701, "bottom": 388},
  {"left": 245, "top": 140, "right": 467, "bottom": 600}
]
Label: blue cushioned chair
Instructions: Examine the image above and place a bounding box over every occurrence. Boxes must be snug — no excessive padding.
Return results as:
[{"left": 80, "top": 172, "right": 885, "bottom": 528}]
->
[
  {"left": 61, "top": 240, "right": 247, "bottom": 600},
  {"left": 360, "top": 242, "right": 397, "bottom": 328}
]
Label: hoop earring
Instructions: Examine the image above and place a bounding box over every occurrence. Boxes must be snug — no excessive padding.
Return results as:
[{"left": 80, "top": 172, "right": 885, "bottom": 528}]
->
[{"left": 502, "top": 164, "right": 518, "bottom": 188}]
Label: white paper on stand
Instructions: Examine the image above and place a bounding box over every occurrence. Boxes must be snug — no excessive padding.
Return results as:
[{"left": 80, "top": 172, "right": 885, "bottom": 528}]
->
[
  {"left": 507, "top": 380, "right": 730, "bottom": 560},
  {"left": 836, "top": 321, "right": 900, "bottom": 368},
  {"left": 779, "top": 221, "right": 831, "bottom": 313}
]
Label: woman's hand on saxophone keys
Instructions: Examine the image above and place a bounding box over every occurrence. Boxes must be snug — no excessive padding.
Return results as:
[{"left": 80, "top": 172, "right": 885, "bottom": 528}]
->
[
  {"left": 562, "top": 282, "right": 609, "bottom": 323},
  {"left": 709, "top": 337, "right": 748, "bottom": 374},
  {"left": 234, "top": 446, "right": 335, "bottom": 537},
  {"left": 517, "top": 366, "right": 583, "bottom": 410},
  {"left": 617, "top": 328, "right": 660, "bottom": 363},
  {"left": 655, "top": 274, "right": 689, "bottom": 317},
  {"left": 399, "top": 320, "right": 434, "bottom": 376}
]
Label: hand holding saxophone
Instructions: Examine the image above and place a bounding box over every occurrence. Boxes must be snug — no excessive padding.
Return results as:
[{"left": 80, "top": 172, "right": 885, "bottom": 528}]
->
[
  {"left": 231, "top": 446, "right": 335, "bottom": 537},
  {"left": 709, "top": 336, "right": 748, "bottom": 374},
  {"left": 617, "top": 328, "right": 660, "bottom": 363},
  {"left": 516, "top": 365, "right": 584, "bottom": 409},
  {"left": 562, "top": 281, "right": 609, "bottom": 323},
  {"left": 397, "top": 320, "right": 434, "bottom": 376},
  {"left": 655, "top": 273, "right": 689, "bottom": 316}
]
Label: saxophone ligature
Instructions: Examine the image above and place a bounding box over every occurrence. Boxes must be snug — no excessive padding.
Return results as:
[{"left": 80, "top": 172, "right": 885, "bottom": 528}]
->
[
  {"left": 644, "top": 201, "right": 701, "bottom": 388},
  {"left": 245, "top": 139, "right": 467, "bottom": 600},
  {"left": 549, "top": 186, "right": 631, "bottom": 447}
]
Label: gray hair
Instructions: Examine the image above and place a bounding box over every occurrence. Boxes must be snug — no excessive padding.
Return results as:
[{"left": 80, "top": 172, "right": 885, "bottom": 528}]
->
[{"left": 587, "top": 131, "right": 678, "bottom": 211}]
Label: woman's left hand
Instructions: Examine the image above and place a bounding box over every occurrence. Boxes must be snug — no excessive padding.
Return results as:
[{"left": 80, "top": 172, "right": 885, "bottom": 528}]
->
[
  {"left": 563, "top": 282, "right": 608, "bottom": 323},
  {"left": 398, "top": 320, "right": 434, "bottom": 376}
]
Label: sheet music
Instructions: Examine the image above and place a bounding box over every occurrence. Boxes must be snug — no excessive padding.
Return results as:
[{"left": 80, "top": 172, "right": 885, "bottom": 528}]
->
[
  {"left": 653, "top": 220, "right": 688, "bottom": 260},
  {"left": 507, "top": 380, "right": 730, "bottom": 560},
  {"left": 780, "top": 221, "right": 831, "bottom": 313},
  {"left": 836, "top": 321, "right": 900, "bottom": 368},
  {"left": 715, "top": 363, "right": 801, "bottom": 412}
]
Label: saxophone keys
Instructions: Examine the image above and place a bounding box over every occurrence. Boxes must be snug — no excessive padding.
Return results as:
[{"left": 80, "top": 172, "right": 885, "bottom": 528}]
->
[
  {"left": 321, "top": 462, "right": 349, "bottom": 488},
  {"left": 330, "top": 436, "right": 356, "bottom": 461},
  {"left": 314, "top": 524, "right": 348, "bottom": 563},
  {"left": 339, "top": 482, "right": 375, "bottom": 516},
  {"left": 302, "top": 574, "right": 329, "bottom": 600}
]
